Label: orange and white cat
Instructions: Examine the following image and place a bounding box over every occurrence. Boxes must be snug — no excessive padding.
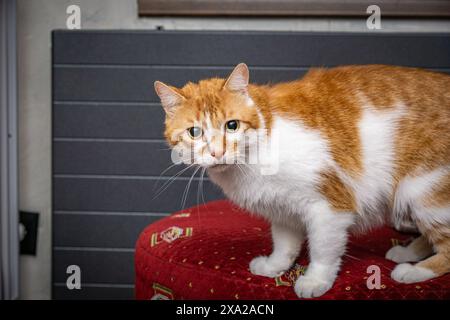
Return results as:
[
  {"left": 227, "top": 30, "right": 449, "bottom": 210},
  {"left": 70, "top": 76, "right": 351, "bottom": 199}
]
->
[{"left": 154, "top": 63, "right": 450, "bottom": 298}]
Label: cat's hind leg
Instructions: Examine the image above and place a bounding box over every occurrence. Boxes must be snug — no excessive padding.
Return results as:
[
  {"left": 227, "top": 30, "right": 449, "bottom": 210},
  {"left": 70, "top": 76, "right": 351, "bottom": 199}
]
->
[
  {"left": 391, "top": 227, "right": 450, "bottom": 283},
  {"left": 391, "top": 169, "right": 450, "bottom": 283},
  {"left": 386, "top": 235, "right": 434, "bottom": 263},
  {"left": 392, "top": 205, "right": 450, "bottom": 284},
  {"left": 250, "top": 222, "right": 304, "bottom": 278}
]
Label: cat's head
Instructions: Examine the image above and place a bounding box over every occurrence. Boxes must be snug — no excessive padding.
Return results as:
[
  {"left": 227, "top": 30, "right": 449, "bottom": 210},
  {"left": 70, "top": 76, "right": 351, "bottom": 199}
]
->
[{"left": 154, "top": 63, "right": 265, "bottom": 171}]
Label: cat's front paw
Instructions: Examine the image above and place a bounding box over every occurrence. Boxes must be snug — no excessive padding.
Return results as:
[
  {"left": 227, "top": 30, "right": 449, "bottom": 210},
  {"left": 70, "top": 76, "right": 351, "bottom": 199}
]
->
[
  {"left": 294, "top": 275, "right": 333, "bottom": 298},
  {"left": 249, "top": 256, "right": 287, "bottom": 278}
]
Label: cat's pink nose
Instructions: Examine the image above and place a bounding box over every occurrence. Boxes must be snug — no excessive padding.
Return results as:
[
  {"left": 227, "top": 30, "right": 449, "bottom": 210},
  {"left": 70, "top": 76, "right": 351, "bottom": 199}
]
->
[{"left": 210, "top": 149, "right": 224, "bottom": 159}]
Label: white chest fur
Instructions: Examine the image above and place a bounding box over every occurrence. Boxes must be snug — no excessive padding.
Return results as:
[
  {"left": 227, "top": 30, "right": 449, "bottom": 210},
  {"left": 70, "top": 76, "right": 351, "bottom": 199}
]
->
[{"left": 207, "top": 116, "right": 333, "bottom": 224}]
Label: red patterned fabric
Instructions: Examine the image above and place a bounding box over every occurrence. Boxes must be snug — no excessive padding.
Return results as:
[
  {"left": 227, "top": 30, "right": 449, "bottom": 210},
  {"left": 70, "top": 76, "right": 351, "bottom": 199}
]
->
[{"left": 135, "top": 200, "right": 450, "bottom": 300}]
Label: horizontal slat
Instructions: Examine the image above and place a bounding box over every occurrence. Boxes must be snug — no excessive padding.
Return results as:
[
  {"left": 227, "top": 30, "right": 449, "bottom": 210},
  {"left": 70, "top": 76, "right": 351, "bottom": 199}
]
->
[
  {"left": 53, "top": 250, "right": 134, "bottom": 284},
  {"left": 53, "top": 66, "right": 307, "bottom": 102},
  {"left": 53, "top": 102, "right": 165, "bottom": 139},
  {"left": 53, "top": 177, "right": 224, "bottom": 212},
  {"left": 53, "top": 284, "right": 134, "bottom": 300},
  {"left": 53, "top": 31, "right": 450, "bottom": 68},
  {"left": 53, "top": 65, "right": 450, "bottom": 103},
  {"left": 53, "top": 140, "right": 199, "bottom": 177},
  {"left": 53, "top": 213, "right": 165, "bottom": 248}
]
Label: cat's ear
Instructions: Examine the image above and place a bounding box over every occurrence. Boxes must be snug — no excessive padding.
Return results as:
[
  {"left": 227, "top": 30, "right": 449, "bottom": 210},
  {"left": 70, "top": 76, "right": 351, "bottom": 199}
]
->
[
  {"left": 154, "top": 81, "right": 185, "bottom": 116},
  {"left": 224, "top": 63, "right": 249, "bottom": 94}
]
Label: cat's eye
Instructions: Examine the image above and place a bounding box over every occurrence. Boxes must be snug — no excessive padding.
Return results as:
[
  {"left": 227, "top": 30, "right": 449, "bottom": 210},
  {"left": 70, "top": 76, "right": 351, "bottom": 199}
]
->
[
  {"left": 225, "top": 120, "right": 239, "bottom": 133},
  {"left": 187, "top": 126, "right": 202, "bottom": 139}
]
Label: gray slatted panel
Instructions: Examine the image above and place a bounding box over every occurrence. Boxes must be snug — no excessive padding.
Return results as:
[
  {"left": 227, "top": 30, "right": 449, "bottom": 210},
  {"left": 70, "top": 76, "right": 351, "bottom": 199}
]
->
[
  {"left": 53, "top": 177, "right": 221, "bottom": 212},
  {"left": 53, "top": 250, "right": 134, "bottom": 284},
  {"left": 53, "top": 140, "right": 199, "bottom": 177},
  {"left": 53, "top": 102, "right": 165, "bottom": 139},
  {"left": 52, "top": 31, "right": 450, "bottom": 300},
  {"left": 53, "top": 213, "right": 167, "bottom": 248}
]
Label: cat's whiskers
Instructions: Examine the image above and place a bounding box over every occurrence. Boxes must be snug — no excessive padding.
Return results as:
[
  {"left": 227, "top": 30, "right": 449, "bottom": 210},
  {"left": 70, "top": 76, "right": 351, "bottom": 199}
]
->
[
  {"left": 198, "top": 167, "right": 207, "bottom": 207},
  {"left": 157, "top": 146, "right": 174, "bottom": 151},
  {"left": 238, "top": 161, "right": 257, "bottom": 176},
  {"left": 235, "top": 163, "right": 251, "bottom": 180},
  {"left": 152, "top": 162, "right": 195, "bottom": 200},
  {"left": 343, "top": 253, "right": 361, "bottom": 262},
  {"left": 195, "top": 167, "right": 208, "bottom": 223},
  {"left": 233, "top": 154, "right": 257, "bottom": 177},
  {"left": 155, "top": 161, "right": 183, "bottom": 180},
  {"left": 180, "top": 166, "right": 201, "bottom": 210}
]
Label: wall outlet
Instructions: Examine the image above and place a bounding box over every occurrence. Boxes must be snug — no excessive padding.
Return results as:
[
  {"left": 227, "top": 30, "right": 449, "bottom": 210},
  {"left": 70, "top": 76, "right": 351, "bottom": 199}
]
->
[{"left": 19, "top": 211, "right": 39, "bottom": 255}]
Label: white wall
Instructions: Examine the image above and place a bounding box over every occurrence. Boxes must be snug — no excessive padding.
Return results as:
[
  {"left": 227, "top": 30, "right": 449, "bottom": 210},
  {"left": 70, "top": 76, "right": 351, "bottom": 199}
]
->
[{"left": 17, "top": 0, "right": 450, "bottom": 299}]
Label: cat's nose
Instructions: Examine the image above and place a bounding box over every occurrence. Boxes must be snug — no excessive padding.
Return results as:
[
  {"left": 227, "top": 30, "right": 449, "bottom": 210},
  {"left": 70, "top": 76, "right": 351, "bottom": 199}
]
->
[{"left": 210, "top": 149, "right": 224, "bottom": 159}]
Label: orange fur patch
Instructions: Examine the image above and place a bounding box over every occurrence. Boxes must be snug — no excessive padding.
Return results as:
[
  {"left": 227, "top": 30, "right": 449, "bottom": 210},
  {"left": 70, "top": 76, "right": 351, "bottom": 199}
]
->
[
  {"left": 318, "top": 171, "right": 356, "bottom": 212},
  {"left": 424, "top": 173, "right": 450, "bottom": 208}
]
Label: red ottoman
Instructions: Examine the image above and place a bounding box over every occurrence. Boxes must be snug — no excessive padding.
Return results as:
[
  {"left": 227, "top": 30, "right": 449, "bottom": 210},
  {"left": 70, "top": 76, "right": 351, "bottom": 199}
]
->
[{"left": 135, "top": 200, "right": 450, "bottom": 300}]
